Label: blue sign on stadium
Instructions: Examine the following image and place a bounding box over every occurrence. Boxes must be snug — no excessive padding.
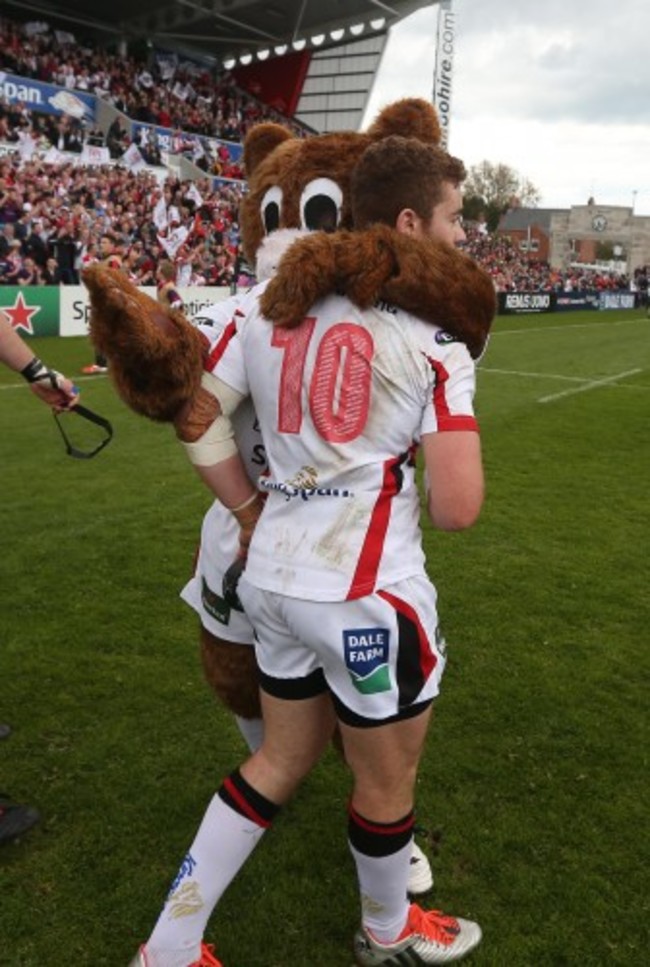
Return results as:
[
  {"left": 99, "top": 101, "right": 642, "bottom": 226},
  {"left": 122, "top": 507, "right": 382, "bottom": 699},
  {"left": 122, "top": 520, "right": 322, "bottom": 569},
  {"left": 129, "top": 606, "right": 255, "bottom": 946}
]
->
[
  {"left": 0, "top": 71, "right": 96, "bottom": 121},
  {"left": 132, "top": 121, "right": 243, "bottom": 166},
  {"left": 599, "top": 291, "right": 635, "bottom": 310}
]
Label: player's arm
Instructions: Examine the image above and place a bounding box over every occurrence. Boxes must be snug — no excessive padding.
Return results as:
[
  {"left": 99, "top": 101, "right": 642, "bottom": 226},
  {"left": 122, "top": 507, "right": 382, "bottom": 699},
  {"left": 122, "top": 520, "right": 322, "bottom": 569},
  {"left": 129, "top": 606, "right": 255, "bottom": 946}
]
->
[
  {"left": 421, "top": 430, "right": 483, "bottom": 530},
  {"left": 0, "top": 310, "right": 79, "bottom": 411},
  {"left": 175, "top": 368, "right": 262, "bottom": 552},
  {"left": 420, "top": 341, "right": 483, "bottom": 530}
]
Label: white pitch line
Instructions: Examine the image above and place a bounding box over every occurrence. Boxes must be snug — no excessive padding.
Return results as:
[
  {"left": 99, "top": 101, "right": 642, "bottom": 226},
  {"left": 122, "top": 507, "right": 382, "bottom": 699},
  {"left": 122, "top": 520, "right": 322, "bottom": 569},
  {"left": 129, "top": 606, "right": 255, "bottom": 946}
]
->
[
  {"left": 480, "top": 367, "right": 588, "bottom": 383},
  {"left": 0, "top": 373, "right": 107, "bottom": 393},
  {"left": 493, "top": 317, "right": 646, "bottom": 337},
  {"left": 538, "top": 369, "right": 642, "bottom": 404}
]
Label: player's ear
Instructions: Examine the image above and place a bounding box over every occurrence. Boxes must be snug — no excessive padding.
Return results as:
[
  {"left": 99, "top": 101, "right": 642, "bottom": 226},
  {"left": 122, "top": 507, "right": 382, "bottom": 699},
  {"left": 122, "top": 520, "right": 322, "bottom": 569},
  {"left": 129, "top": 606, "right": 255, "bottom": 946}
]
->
[{"left": 395, "top": 208, "right": 420, "bottom": 236}]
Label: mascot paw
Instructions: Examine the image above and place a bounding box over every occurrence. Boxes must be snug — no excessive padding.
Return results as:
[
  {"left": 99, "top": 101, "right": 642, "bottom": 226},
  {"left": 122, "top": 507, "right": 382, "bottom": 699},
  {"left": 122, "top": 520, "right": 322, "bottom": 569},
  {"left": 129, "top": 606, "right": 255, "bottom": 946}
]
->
[
  {"left": 260, "top": 226, "right": 496, "bottom": 359},
  {"left": 259, "top": 233, "right": 339, "bottom": 327},
  {"left": 82, "top": 264, "right": 207, "bottom": 422}
]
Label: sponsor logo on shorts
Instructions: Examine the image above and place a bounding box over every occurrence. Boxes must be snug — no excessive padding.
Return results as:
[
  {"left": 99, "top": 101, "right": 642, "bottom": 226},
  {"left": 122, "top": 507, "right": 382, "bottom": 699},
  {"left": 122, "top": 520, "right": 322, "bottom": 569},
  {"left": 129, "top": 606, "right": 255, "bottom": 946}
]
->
[
  {"left": 201, "top": 576, "right": 230, "bottom": 624},
  {"left": 343, "top": 628, "right": 391, "bottom": 694}
]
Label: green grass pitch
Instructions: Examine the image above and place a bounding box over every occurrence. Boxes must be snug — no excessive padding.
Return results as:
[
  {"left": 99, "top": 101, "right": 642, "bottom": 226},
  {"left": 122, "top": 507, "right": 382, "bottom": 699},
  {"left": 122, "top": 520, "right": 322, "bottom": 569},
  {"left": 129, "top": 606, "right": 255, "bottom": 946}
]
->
[{"left": 1, "top": 308, "right": 648, "bottom": 965}]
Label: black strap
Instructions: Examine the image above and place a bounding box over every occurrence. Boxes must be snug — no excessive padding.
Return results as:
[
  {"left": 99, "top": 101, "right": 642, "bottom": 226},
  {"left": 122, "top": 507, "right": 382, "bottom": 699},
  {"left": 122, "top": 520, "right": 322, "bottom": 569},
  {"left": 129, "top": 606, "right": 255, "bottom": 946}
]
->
[{"left": 53, "top": 404, "right": 114, "bottom": 459}]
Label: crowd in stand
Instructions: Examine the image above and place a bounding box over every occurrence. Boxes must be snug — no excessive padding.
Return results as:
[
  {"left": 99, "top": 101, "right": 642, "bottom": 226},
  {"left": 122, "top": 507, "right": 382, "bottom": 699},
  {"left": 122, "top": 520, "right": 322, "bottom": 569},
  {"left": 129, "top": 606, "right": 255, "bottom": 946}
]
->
[
  {"left": 1, "top": 155, "right": 643, "bottom": 293},
  {"left": 0, "top": 16, "right": 311, "bottom": 145},
  {"left": 0, "top": 156, "right": 252, "bottom": 288},
  {"left": 0, "top": 15, "right": 645, "bottom": 297},
  {"left": 462, "top": 224, "right": 637, "bottom": 295}
]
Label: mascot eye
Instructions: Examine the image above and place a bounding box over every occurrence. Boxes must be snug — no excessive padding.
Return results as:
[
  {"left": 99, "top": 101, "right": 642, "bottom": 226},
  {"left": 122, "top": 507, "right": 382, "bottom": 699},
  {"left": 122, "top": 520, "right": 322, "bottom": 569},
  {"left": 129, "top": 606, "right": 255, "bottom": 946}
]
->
[
  {"left": 300, "top": 178, "right": 343, "bottom": 232},
  {"left": 261, "top": 185, "right": 283, "bottom": 234}
]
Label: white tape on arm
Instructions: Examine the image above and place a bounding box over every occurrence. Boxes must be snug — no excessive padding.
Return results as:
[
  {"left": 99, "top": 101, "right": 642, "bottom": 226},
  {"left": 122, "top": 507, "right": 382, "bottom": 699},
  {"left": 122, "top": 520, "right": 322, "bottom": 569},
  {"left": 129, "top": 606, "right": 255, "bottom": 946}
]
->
[
  {"left": 201, "top": 370, "right": 245, "bottom": 416},
  {"left": 181, "top": 372, "right": 246, "bottom": 467}
]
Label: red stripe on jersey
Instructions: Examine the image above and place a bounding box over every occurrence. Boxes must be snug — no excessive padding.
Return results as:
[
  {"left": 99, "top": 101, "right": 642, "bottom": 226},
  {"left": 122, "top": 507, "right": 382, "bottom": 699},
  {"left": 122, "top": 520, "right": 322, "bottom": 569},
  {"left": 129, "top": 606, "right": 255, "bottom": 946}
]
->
[
  {"left": 347, "top": 456, "right": 402, "bottom": 600},
  {"left": 205, "top": 318, "right": 238, "bottom": 372},
  {"left": 377, "top": 588, "right": 437, "bottom": 683},
  {"left": 425, "top": 355, "right": 479, "bottom": 433},
  {"left": 222, "top": 776, "right": 271, "bottom": 828}
]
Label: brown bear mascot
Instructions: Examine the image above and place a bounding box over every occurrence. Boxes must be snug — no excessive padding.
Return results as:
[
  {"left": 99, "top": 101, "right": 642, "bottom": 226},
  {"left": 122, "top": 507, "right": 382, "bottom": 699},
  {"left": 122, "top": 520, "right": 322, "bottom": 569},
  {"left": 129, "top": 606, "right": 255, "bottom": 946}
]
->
[{"left": 83, "top": 95, "right": 495, "bottom": 786}]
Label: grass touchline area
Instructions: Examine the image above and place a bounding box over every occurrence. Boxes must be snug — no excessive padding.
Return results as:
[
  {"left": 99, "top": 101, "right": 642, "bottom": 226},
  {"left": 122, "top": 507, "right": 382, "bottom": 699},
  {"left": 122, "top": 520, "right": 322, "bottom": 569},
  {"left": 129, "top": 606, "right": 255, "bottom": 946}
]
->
[{"left": 1, "top": 307, "right": 648, "bottom": 966}]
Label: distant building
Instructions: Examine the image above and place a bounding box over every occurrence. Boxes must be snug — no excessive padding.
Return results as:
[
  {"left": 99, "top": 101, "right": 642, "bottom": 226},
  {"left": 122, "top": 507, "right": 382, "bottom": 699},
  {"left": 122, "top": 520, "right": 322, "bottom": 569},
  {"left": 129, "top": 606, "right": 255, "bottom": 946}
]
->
[
  {"left": 496, "top": 208, "right": 561, "bottom": 263},
  {"left": 497, "top": 201, "right": 650, "bottom": 273}
]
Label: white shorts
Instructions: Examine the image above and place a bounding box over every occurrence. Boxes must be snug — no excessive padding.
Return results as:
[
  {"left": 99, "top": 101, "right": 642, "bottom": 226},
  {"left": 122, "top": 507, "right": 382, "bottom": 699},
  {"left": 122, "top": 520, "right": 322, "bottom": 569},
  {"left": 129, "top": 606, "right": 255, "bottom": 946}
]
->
[
  {"left": 180, "top": 501, "right": 255, "bottom": 645},
  {"left": 238, "top": 574, "right": 446, "bottom": 725}
]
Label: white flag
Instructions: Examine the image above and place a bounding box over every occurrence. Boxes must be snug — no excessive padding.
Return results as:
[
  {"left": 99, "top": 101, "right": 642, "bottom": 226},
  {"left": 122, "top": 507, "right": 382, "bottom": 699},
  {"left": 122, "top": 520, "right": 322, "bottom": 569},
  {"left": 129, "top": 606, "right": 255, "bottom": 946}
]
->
[
  {"left": 152, "top": 196, "right": 168, "bottom": 232},
  {"left": 17, "top": 132, "right": 36, "bottom": 161},
  {"left": 156, "top": 53, "right": 177, "bottom": 81},
  {"left": 54, "top": 29, "right": 76, "bottom": 45},
  {"left": 79, "top": 144, "right": 110, "bottom": 166},
  {"left": 44, "top": 146, "right": 65, "bottom": 164},
  {"left": 177, "top": 261, "right": 192, "bottom": 287},
  {"left": 185, "top": 182, "right": 203, "bottom": 207},
  {"left": 172, "top": 81, "right": 189, "bottom": 101},
  {"left": 121, "top": 143, "right": 146, "bottom": 172},
  {"left": 158, "top": 225, "right": 189, "bottom": 259},
  {"left": 137, "top": 70, "right": 154, "bottom": 89},
  {"left": 24, "top": 21, "right": 49, "bottom": 36}
]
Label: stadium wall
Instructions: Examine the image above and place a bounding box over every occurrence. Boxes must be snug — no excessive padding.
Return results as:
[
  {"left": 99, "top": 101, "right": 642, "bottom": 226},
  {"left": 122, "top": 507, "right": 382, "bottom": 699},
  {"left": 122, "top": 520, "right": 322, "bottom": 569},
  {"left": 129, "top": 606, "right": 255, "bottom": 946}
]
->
[
  {"left": 0, "top": 286, "right": 233, "bottom": 338},
  {"left": 0, "top": 285, "right": 638, "bottom": 341},
  {"left": 498, "top": 290, "right": 636, "bottom": 314}
]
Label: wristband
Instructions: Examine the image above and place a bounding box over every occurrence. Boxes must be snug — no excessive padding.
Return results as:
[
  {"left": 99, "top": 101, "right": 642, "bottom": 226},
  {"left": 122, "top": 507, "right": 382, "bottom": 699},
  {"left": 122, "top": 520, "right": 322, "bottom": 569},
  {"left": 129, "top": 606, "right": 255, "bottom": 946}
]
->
[
  {"left": 232, "top": 493, "right": 265, "bottom": 543},
  {"left": 20, "top": 356, "right": 61, "bottom": 390},
  {"left": 20, "top": 356, "right": 46, "bottom": 383},
  {"left": 230, "top": 492, "right": 259, "bottom": 513}
]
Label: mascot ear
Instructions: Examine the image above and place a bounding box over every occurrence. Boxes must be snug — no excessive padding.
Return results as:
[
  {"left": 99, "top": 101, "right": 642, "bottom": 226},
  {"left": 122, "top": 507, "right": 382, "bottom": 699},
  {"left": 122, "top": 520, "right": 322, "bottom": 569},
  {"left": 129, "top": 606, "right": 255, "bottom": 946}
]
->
[
  {"left": 366, "top": 97, "right": 441, "bottom": 145},
  {"left": 243, "top": 123, "right": 294, "bottom": 176}
]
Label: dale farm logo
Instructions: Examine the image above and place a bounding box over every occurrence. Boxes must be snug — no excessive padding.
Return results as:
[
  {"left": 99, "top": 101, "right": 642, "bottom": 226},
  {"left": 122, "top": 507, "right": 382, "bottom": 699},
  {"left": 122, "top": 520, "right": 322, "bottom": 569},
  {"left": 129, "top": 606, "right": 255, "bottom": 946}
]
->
[
  {"left": 2, "top": 292, "right": 40, "bottom": 334},
  {"left": 343, "top": 627, "right": 391, "bottom": 694}
]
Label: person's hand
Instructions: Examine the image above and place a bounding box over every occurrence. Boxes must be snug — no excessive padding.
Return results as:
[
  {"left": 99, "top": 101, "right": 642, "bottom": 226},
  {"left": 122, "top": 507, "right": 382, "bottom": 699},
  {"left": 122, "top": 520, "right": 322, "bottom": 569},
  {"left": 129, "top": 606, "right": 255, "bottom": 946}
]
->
[
  {"left": 222, "top": 493, "right": 265, "bottom": 609},
  {"left": 22, "top": 355, "right": 80, "bottom": 412},
  {"left": 232, "top": 492, "right": 266, "bottom": 558}
]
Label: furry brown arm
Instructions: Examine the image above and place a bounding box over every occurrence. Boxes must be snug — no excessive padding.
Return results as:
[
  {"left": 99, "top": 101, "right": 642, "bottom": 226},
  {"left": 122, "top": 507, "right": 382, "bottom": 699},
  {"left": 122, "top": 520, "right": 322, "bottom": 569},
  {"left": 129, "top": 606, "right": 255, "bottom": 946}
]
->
[
  {"left": 83, "top": 265, "right": 206, "bottom": 422},
  {"left": 366, "top": 226, "right": 497, "bottom": 360},
  {"left": 259, "top": 225, "right": 496, "bottom": 360}
]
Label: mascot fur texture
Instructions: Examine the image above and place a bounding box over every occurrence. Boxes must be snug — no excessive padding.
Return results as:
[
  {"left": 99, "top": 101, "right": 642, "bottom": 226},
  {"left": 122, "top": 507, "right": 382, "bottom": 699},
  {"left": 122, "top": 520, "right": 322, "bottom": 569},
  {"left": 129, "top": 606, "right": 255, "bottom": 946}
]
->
[{"left": 83, "top": 97, "right": 496, "bottom": 720}]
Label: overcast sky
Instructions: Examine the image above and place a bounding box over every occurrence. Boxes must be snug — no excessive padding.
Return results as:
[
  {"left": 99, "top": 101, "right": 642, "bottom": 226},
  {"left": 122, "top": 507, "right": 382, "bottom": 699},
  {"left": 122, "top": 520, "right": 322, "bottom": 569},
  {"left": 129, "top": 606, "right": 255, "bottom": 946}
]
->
[{"left": 363, "top": 0, "right": 650, "bottom": 214}]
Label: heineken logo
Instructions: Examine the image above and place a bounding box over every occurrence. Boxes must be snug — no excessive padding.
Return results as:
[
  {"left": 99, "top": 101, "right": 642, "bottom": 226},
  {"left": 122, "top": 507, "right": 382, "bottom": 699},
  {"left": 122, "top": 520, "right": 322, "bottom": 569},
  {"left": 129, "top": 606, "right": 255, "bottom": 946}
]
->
[{"left": 2, "top": 292, "right": 40, "bottom": 334}]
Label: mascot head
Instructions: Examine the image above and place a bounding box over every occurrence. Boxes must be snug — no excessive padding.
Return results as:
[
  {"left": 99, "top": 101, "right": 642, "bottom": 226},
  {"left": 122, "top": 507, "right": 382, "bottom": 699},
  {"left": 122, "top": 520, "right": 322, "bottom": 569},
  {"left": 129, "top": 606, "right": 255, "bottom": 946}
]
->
[{"left": 239, "top": 98, "right": 442, "bottom": 273}]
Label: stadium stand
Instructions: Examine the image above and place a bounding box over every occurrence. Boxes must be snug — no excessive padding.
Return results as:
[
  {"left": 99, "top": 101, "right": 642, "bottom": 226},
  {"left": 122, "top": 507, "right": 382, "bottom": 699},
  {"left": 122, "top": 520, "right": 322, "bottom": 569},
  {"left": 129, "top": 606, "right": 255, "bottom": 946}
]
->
[{"left": 0, "top": 10, "right": 643, "bottom": 297}]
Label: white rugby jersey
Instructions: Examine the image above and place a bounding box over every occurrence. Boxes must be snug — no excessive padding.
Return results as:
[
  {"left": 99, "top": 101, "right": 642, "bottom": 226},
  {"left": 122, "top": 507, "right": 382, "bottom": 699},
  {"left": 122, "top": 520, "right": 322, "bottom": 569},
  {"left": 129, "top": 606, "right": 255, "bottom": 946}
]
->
[{"left": 214, "top": 288, "right": 479, "bottom": 602}]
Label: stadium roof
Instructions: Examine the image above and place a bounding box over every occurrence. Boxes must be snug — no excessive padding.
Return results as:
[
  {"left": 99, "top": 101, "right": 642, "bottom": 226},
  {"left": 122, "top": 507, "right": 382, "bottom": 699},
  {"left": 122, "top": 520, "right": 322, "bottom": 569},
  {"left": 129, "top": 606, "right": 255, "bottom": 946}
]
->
[{"left": 7, "top": 0, "right": 436, "bottom": 67}]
